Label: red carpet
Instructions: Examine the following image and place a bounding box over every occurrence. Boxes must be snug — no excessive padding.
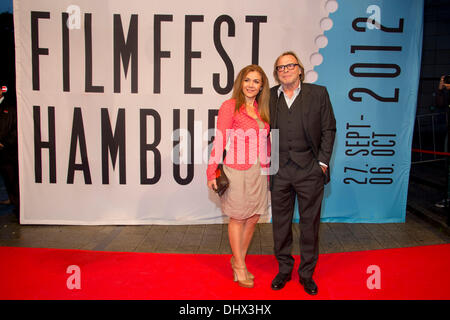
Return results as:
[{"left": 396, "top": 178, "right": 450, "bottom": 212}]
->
[{"left": 0, "top": 244, "right": 449, "bottom": 300}]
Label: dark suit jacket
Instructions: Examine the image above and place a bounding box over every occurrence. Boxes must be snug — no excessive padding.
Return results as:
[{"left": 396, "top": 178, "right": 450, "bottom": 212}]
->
[
  {"left": 269, "top": 83, "right": 336, "bottom": 184},
  {"left": 0, "top": 102, "right": 18, "bottom": 165}
]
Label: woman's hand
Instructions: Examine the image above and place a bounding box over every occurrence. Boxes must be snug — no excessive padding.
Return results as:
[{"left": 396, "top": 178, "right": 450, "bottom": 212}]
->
[{"left": 207, "top": 179, "right": 217, "bottom": 192}]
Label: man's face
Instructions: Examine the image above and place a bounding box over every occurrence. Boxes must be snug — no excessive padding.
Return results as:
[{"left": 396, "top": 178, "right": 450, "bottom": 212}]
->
[{"left": 276, "top": 54, "right": 301, "bottom": 87}]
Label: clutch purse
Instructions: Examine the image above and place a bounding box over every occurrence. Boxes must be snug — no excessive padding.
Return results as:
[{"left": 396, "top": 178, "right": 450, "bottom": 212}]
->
[{"left": 214, "top": 164, "right": 229, "bottom": 196}]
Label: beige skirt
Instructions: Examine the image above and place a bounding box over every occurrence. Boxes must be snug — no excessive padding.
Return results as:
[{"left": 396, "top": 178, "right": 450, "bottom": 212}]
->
[{"left": 221, "top": 160, "right": 269, "bottom": 220}]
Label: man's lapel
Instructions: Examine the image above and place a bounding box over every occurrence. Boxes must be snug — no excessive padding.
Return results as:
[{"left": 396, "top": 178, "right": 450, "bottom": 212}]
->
[{"left": 297, "top": 83, "right": 311, "bottom": 130}]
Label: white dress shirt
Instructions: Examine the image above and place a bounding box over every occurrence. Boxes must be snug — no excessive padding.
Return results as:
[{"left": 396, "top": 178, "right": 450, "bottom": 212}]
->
[{"left": 277, "top": 82, "right": 301, "bottom": 108}]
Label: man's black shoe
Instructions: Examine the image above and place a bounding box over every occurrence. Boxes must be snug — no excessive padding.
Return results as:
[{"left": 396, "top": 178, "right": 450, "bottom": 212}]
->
[
  {"left": 299, "top": 277, "right": 318, "bottom": 295},
  {"left": 271, "top": 273, "right": 291, "bottom": 290}
]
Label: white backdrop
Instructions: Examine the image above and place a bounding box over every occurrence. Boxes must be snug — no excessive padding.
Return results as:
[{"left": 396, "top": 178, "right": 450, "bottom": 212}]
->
[{"left": 14, "top": 0, "right": 335, "bottom": 224}]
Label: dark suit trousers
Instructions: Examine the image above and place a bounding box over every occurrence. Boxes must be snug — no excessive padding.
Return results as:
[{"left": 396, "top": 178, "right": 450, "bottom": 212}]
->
[
  {"left": 272, "top": 159, "right": 324, "bottom": 279},
  {"left": 0, "top": 160, "right": 19, "bottom": 211}
]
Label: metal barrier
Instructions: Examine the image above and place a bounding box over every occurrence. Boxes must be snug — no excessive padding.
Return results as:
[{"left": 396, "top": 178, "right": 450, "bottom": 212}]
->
[{"left": 412, "top": 112, "right": 448, "bottom": 164}]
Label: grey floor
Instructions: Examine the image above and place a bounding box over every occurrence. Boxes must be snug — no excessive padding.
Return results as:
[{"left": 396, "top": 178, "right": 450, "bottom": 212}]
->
[{"left": 1, "top": 209, "right": 449, "bottom": 255}]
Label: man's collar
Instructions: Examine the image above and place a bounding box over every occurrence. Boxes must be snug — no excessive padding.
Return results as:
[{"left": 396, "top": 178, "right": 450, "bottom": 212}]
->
[{"left": 277, "top": 81, "right": 301, "bottom": 97}]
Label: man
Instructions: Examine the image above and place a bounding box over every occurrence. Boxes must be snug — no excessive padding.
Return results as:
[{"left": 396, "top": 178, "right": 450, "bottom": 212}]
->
[
  {"left": 0, "top": 83, "right": 19, "bottom": 221},
  {"left": 269, "top": 51, "right": 336, "bottom": 295},
  {"left": 435, "top": 75, "right": 450, "bottom": 210}
]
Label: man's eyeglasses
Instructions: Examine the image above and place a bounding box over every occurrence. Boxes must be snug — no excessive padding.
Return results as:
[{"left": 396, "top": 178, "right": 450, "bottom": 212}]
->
[{"left": 276, "top": 63, "right": 299, "bottom": 72}]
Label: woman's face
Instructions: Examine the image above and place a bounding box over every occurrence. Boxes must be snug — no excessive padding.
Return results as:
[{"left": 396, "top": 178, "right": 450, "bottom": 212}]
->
[{"left": 242, "top": 71, "right": 263, "bottom": 101}]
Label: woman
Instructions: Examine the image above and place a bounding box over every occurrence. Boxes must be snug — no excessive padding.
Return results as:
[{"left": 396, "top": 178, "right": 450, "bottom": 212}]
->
[{"left": 207, "top": 65, "right": 270, "bottom": 288}]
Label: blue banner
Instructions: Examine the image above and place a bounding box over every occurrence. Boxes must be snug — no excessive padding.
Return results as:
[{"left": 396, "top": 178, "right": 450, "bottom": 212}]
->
[{"left": 306, "top": 0, "right": 424, "bottom": 223}]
